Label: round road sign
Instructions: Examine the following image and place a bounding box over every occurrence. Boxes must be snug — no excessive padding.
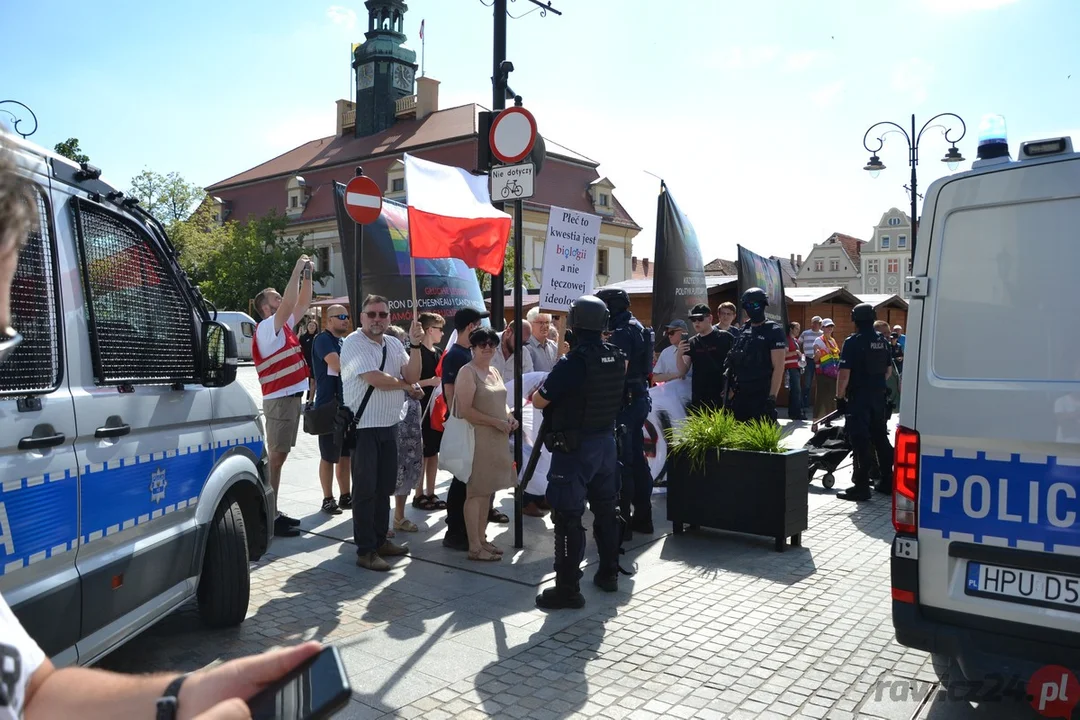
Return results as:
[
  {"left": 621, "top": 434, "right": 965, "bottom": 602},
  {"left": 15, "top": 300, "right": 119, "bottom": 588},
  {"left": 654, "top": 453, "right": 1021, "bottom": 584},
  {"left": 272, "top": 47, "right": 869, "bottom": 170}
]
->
[
  {"left": 344, "top": 175, "right": 383, "bottom": 225},
  {"left": 489, "top": 107, "right": 537, "bottom": 165}
]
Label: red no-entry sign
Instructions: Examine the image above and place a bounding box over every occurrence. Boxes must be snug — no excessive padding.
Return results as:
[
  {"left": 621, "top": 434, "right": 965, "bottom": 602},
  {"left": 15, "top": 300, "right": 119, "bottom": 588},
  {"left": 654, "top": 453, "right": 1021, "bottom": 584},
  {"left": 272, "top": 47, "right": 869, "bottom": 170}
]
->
[
  {"left": 489, "top": 106, "right": 538, "bottom": 165},
  {"left": 344, "top": 175, "right": 383, "bottom": 225}
]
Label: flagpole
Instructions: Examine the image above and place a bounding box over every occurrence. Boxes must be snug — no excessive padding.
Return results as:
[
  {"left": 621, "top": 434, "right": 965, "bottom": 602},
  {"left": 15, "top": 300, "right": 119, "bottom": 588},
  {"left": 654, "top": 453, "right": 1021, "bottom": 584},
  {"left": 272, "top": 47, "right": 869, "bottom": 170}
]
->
[{"left": 410, "top": 257, "right": 418, "bottom": 323}]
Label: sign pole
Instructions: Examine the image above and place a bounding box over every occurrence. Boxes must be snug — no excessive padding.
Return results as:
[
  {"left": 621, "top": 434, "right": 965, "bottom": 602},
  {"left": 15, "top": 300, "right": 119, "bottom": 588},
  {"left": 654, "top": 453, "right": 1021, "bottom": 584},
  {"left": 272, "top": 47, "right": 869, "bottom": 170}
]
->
[
  {"left": 344, "top": 166, "right": 383, "bottom": 323},
  {"left": 513, "top": 197, "right": 525, "bottom": 549}
]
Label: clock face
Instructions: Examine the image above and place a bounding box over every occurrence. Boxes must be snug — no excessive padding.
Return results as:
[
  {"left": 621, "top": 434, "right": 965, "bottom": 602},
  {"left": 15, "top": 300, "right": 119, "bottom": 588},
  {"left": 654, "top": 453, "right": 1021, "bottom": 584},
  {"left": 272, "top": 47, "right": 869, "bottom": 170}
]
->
[
  {"left": 392, "top": 63, "right": 414, "bottom": 92},
  {"left": 358, "top": 62, "right": 374, "bottom": 90}
]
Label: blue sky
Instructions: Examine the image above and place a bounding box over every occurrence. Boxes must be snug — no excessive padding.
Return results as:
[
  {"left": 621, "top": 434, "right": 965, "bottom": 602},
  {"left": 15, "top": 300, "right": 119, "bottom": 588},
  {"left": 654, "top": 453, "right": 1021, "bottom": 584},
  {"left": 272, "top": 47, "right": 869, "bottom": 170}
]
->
[{"left": 4, "top": 0, "right": 1077, "bottom": 264}]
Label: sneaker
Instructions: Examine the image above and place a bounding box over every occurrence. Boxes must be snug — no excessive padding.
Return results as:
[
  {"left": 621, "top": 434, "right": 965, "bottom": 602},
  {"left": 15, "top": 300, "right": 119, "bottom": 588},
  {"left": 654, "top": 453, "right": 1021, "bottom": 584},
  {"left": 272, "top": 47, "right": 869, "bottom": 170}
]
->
[
  {"left": 593, "top": 573, "right": 618, "bottom": 593},
  {"left": 535, "top": 587, "right": 586, "bottom": 610},
  {"left": 321, "top": 497, "right": 342, "bottom": 515},
  {"left": 356, "top": 552, "right": 390, "bottom": 571},
  {"left": 442, "top": 534, "right": 469, "bottom": 551},
  {"left": 274, "top": 516, "right": 301, "bottom": 537},
  {"left": 338, "top": 493, "right": 352, "bottom": 510},
  {"left": 279, "top": 512, "right": 301, "bottom": 527},
  {"left": 377, "top": 540, "right": 410, "bottom": 557}
]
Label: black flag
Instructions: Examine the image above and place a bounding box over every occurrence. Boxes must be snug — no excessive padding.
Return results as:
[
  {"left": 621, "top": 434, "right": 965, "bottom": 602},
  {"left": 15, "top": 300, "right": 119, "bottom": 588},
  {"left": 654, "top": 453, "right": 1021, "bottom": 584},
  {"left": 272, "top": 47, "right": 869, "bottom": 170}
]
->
[
  {"left": 736, "top": 244, "right": 789, "bottom": 329},
  {"left": 333, "top": 183, "right": 486, "bottom": 326},
  {"left": 650, "top": 183, "right": 708, "bottom": 349}
]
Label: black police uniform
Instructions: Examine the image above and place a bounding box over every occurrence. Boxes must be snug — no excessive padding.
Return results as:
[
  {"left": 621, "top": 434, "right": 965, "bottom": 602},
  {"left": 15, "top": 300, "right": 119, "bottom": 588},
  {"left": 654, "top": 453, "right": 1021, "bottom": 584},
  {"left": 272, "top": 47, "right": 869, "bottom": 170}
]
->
[
  {"left": 595, "top": 289, "right": 656, "bottom": 535},
  {"left": 727, "top": 289, "right": 786, "bottom": 423},
  {"left": 535, "top": 299, "right": 626, "bottom": 610},
  {"left": 837, "top": 307, "right": 895, "bottom": 501}
]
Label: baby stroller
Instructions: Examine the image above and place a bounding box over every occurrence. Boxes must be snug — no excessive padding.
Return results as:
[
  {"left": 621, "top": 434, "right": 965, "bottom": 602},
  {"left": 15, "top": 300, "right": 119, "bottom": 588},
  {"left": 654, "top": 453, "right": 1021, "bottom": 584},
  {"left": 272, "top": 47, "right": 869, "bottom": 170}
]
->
[
  {"left": 804, "top": 408, "right": 882, "bottom": 490},
  {"left": 805, "top": 410, "right": 850, "bottom": 489}
]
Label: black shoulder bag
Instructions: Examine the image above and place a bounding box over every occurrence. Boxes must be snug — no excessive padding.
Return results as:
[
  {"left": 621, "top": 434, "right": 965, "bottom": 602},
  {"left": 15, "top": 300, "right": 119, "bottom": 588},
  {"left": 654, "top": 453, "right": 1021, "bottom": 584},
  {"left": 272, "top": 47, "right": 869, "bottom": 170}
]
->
[
  {"left": 328, "top": 343, "right": 387, "bottom": 452},
  {"left": 304, "top": 341, "right": 387, "bottom": 436}
]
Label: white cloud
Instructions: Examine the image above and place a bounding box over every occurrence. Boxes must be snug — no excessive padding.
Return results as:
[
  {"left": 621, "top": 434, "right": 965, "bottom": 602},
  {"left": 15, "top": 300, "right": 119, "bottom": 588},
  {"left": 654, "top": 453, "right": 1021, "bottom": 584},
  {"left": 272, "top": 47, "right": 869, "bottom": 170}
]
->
[
  {"left": 892, "top": 58, "right": 934, "bottom": 105},
  {"left": 812, "top": 80, "right": 845, "bottom": 108},
  {"left": 784, "top": 50, "right": 820, "bottom": 73},
  {"left": 326, "top": 5, "right": 356, "bottom": 29},
  {"left": 921, "top": 0, "right": 1021, "bottom": 11}
]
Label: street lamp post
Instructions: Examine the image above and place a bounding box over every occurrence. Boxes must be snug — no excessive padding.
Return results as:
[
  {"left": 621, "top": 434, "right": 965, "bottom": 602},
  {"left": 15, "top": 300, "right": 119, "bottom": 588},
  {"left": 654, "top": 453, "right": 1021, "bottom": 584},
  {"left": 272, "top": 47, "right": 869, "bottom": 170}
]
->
[{"left": 862, "top": 113, "right": 966, "bottom": 259}]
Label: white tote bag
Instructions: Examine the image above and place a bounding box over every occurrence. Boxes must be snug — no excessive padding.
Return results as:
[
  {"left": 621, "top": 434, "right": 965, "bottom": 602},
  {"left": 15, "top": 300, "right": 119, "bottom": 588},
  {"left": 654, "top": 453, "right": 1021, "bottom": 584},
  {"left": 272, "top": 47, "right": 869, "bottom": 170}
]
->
[{"left": 438, "top": 392, "right": 475, "bottom": 482}]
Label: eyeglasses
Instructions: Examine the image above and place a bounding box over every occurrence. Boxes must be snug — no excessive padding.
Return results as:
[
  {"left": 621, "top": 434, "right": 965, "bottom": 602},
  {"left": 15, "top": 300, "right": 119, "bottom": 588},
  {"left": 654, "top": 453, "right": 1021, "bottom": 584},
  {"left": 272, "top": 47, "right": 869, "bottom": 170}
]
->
[
  {"left": 365, "top": 311, "right": 389, "bottom": 319},
  {"left": 666, "top": 329, "right": 681, "bottom": 335},
  {"left": 332, "top": 314, "right": 349, "bottom": 320},
  {"left": 474, "top": 341, "right": 498, "bottom": 349},
  {"left": 0, "top": 328, "right": 22, "bottom": 365}
]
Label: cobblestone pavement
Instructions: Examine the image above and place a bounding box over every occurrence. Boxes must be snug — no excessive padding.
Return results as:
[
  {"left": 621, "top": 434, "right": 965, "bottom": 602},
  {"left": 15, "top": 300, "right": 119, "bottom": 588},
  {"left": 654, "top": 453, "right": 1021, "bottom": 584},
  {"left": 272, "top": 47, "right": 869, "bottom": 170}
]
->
[{"left": 98, "top": 367, "right": 1046, "bottom": 719}]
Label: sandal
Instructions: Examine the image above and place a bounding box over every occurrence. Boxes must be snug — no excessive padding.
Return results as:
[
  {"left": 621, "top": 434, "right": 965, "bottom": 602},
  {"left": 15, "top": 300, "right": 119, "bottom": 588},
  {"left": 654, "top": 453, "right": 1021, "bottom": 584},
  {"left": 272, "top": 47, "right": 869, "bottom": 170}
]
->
[
  {"left": 394, "top": 518, "right": 419, "bottom": 532},
  {"left": 468, "top": 548, "right": 501, "bottom": 562},
  {"left": 429, "top": 495, "right": 447, "bottom": 510},
  {"left": 488, "top": 509, "right": 510, "bottom": 524},
  {"left": 412, "top": 494, "right": 433, "bottom": 510},
  {"left": 482, "top": 541, "right": 504, "bottom": 555}
]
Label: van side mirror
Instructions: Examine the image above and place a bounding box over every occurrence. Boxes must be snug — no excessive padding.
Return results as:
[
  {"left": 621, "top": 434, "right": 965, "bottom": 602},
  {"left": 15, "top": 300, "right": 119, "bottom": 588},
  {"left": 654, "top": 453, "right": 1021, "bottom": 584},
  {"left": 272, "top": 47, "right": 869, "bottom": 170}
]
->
[{"left": 202, "top": 320, "right": 238, "bottom": 387}]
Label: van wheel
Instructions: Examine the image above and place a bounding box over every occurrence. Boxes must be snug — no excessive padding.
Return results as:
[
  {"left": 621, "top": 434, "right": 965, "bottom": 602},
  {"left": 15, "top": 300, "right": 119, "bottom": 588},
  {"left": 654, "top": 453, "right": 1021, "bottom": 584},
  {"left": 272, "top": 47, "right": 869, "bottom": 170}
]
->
[{"left": 197, "top": 497, "right": 251, "bottom": 628}]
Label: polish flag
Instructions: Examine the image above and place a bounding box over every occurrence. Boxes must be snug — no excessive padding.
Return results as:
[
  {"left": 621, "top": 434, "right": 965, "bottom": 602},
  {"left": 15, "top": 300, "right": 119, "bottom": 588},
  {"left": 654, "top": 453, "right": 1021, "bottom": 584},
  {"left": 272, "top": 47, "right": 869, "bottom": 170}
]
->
[{"left": 404, "top": 153, "right": 511, "bottom": 275}]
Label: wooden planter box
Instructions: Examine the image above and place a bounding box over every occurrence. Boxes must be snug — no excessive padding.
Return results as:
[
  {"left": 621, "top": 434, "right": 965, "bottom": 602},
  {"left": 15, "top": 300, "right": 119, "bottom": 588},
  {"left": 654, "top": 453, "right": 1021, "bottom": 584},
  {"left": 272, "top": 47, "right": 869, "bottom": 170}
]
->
[{"left": 667, "top": 447, "right": 810, "bottom": 551}]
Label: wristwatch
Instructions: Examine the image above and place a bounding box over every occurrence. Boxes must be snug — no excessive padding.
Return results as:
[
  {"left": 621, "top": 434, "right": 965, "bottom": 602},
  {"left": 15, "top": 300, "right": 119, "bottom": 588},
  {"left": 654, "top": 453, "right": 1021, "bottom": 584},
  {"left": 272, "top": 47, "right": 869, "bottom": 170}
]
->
[{"left": 156, "top": 674, "right": 188, "bottom": 720}]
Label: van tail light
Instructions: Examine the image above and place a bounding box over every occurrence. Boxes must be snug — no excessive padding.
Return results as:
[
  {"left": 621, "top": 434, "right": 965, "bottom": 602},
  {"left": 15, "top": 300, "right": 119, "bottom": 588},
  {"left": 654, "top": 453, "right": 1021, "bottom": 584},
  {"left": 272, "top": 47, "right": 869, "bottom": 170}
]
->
[{"left": 893, "top": 426, "right": 920, "bottom": 534}]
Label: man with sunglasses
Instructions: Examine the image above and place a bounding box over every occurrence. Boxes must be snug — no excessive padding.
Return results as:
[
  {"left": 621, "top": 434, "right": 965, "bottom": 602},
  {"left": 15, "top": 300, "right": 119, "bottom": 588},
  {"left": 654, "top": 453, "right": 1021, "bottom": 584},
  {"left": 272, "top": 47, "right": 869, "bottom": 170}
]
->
[
  {"left": 252, "top": 257, "right": 316, "bottom": 538},
  {"left": 340, "top": 296, "right": 424, "bottom": 571},
  {"left": 678, "top": 304, "right": 734, "bottom": 414},
  {"left": 312, "top": 305, "right": 354, "bottom": 515}
]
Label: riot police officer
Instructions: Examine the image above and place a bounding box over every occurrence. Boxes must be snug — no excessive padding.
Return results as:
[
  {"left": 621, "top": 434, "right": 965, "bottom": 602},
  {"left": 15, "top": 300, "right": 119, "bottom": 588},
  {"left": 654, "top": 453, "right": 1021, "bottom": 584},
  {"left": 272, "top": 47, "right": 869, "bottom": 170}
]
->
[
  {"left": 835, "top": 303, "right": 895, "bottom": 502},
  {"left": 595, "top": 288, "right": 655, "bottom": 535},
  {"left": 532, "top": 295, "right": 627, "bottom": 609},
  {"left": 726, "top": 288, "right": 787, "bottom": 423}
]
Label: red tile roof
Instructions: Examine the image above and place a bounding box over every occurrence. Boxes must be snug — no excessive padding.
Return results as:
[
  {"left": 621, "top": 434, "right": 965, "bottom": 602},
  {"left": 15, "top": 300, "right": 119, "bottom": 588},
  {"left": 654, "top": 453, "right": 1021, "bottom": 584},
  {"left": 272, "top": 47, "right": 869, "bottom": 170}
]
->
[
  {"left": 827, "top": 232, "right": 866, "bottom": 264},
  {"left": 206, "top": 104, "right": 640, "bottom": 231}
]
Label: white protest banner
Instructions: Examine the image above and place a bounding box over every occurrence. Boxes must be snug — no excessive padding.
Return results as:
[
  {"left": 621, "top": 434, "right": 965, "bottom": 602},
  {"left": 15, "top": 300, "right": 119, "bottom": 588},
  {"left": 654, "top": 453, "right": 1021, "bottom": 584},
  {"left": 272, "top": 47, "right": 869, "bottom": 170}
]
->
[
  {"left": 504, "top": 371, "right": 551, "bottom": 495},
  {"left": 539, "top": 205, "right": 601, "bottom": 312},
  {"left": 643, "top": 380, "right": 689, "bottom": 487}
]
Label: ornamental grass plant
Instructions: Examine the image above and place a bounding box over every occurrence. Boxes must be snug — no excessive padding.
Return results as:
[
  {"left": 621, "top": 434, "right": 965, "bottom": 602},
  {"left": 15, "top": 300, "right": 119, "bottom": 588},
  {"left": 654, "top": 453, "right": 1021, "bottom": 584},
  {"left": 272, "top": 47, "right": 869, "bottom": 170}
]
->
[{"left": 667, "top": 406, "right": 790, "bottom": 471}]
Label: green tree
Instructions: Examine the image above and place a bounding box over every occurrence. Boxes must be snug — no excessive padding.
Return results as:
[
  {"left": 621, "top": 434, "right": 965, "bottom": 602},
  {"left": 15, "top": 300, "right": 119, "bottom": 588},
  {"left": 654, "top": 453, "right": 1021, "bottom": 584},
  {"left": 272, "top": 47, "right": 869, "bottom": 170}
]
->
[
  {"left": 129, "top": 169, "right": 203, "bottom": 224},
  {"left": 54, "top": 138, "right": 89, "bottom": 164},
  {"left": 172, "top": 208, "right": 329, "bottom": 312},
  {"left": 476, "top": 237, "right": 532, "bottom": 292}
]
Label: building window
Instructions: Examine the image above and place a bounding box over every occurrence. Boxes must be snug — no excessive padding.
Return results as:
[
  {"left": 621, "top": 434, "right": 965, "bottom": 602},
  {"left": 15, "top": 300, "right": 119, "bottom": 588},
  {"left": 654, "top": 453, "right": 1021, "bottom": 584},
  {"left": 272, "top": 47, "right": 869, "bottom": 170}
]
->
[
  {"left": 316, "top": 247, "right": 331, "bottom": 273},
  {"left": 889, "top": 217, "right": 901, "bottom": 226},
  {"left": 814, "top": 260, "right": 823, "bottom": 272},
  {"left": 898, "top": 235, "right": 907, "bottom": 248},
  {"left": 888, "top": 259, "right": 900, "bottom": 273},
  {"left": 829, "top": 259, "right": 839, "bottom": 271},
  {"left": 392, "top": 178, "right": 405, "bottom": 193},
  {"left": 290, "top": 195, "right": 298, "bottom": 208},
  {"left": 867, "top": 259, "right": 880, "bottom": 273},
  {"left": 881, "top": 235, "right": 890, "bottom": 248},
  {"left": 597, "top": 248, "right": 609, "bottom": 276},
  {"left": 598, "top": 193, "right": 609, "bottom": 206}
]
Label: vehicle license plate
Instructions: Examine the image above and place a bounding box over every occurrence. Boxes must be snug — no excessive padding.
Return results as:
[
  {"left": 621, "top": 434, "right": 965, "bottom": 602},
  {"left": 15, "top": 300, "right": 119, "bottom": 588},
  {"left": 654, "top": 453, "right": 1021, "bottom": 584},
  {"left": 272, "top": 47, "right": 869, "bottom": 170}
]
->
[{"left": 966, "top": 561, "right": 1080, "bottom": 613}]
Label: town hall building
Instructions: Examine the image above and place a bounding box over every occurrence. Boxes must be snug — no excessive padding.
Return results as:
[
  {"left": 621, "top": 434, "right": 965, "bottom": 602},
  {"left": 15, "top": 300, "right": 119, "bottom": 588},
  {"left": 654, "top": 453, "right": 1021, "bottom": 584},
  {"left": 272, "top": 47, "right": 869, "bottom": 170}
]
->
[{"left": 205, "top": 0, "right": 640, "bottom": 301}]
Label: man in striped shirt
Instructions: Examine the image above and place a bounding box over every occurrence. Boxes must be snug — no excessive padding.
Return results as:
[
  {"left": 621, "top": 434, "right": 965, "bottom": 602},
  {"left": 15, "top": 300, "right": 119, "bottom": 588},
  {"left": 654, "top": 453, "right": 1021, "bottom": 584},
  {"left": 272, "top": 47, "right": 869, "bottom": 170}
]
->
[{"left": 340, "top": 294, "right": 424, "bottom": 571}]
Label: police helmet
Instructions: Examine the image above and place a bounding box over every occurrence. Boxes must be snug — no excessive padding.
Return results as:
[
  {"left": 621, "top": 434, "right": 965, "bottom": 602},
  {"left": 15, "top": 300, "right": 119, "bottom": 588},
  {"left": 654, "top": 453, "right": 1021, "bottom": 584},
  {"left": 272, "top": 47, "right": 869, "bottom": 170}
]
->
[
  {"left": 569, "top": 295, "right": 609, "bottom": 333},
  {"left": 741, "top": 287, "right": 769, "bottom": 309},
  {"left": 595, "top": 288, "right": 631, "bottom": 314},
  {"left": 852, "top": 302, "right": 877, "bottom": 326}
]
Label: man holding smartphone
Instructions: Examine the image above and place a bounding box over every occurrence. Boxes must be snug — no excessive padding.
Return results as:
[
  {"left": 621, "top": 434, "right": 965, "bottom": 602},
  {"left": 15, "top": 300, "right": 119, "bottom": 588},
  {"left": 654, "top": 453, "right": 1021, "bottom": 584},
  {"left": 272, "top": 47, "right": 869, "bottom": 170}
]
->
[
  {"left": 678, "top": 303, "right": 734, "bottom": 413},
  {"left": 252, "top": 256, "right": 315, "bottom": 538}
]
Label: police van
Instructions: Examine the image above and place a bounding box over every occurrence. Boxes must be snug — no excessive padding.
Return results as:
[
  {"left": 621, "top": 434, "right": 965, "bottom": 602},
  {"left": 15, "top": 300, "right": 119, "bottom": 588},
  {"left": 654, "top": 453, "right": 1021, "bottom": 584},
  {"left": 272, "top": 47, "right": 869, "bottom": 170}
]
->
[
  {"left": 0, "top": 132, "right": 274, "bottom": 667},
  {"left": 891, "top": 118, "right": 1080, "bottom": 686}
]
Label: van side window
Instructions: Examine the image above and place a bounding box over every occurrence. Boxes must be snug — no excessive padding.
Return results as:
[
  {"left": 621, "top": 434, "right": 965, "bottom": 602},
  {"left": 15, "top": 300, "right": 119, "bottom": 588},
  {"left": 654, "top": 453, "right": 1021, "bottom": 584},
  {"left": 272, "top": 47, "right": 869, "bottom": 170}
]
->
[
  {"left": 0, "top": 185, "right": 63, "bottom": 395},
  {"left": 241, "top": 322, "right": 255, "bottom": 338},
  {"left": 72, "top": 199, "right": 198, "bottom": 385}
]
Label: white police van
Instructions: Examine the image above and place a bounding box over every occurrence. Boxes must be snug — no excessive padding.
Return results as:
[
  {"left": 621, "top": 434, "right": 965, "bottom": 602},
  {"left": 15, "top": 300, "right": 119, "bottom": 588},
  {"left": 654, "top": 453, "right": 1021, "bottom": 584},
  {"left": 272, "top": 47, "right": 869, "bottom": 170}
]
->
[
  {"left": 892, "top": 117, "right": 1080, "bottom": 687},
  {"left": 0, "top": 132, "right": 273, "bottom": 667}
]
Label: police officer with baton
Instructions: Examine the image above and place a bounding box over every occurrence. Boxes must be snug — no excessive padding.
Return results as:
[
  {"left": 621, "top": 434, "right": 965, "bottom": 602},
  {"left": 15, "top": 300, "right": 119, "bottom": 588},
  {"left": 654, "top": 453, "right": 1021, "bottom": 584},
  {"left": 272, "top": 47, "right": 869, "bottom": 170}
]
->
[
  {"left": 726, "top": 288, "right": 787, "bottom": 423},
  {"left": 835, "top": 303, "right": 895, "bottom": 501},
  {"left": 532, "top": 295, "right": 627, "bottom": 610}
]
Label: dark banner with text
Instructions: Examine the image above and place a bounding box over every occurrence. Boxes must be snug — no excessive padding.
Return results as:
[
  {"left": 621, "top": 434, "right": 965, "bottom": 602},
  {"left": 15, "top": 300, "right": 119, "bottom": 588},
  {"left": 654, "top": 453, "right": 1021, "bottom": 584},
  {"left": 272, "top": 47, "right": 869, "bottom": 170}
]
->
[
  {"left": 333, "top": 183, "right": 487, "bottom": 326},
  {"left": 651, "top": 184, "right": 708, "bottom": 349},
  {"left": 736, "top": 244, "right": 788, "bottom": 329}
]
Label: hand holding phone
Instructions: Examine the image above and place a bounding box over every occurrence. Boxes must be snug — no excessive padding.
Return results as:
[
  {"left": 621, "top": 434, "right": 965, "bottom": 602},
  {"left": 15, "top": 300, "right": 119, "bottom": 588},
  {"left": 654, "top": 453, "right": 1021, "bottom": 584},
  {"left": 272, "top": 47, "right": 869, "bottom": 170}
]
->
[{"left": 246, "top": 646, "right": 351, "bottom": 720}]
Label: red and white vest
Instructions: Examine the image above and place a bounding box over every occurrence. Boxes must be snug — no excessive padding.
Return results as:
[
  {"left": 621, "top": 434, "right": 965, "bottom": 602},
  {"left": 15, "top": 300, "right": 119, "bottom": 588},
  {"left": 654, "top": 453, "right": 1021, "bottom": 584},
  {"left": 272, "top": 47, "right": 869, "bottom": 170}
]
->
[{"left": 252, "top": 322, "right": 309, "bottom": 397}]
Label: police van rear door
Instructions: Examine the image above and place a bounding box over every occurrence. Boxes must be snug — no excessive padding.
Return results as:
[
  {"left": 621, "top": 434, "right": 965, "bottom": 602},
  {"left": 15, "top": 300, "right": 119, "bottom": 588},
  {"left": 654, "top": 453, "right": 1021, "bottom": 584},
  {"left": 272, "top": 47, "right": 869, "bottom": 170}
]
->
[{"left": 914, "top": 150, "right": 1080, "bottom": 637}]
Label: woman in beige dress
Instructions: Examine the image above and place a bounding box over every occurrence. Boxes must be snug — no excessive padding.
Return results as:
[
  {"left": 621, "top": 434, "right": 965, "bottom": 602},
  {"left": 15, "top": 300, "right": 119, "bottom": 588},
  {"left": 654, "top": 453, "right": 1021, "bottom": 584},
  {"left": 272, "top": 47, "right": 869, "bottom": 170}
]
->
[{"left": 452, "top": 327, "right": 519, "bottom": 561}]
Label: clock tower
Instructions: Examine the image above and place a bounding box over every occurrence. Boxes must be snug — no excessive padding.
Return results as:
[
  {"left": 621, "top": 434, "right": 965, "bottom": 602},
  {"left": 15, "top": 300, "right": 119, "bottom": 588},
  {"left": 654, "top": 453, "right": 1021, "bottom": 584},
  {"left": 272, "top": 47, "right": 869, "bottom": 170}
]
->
[{"left": 353, "top": 0, "right": 418, "bottom": 138}]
